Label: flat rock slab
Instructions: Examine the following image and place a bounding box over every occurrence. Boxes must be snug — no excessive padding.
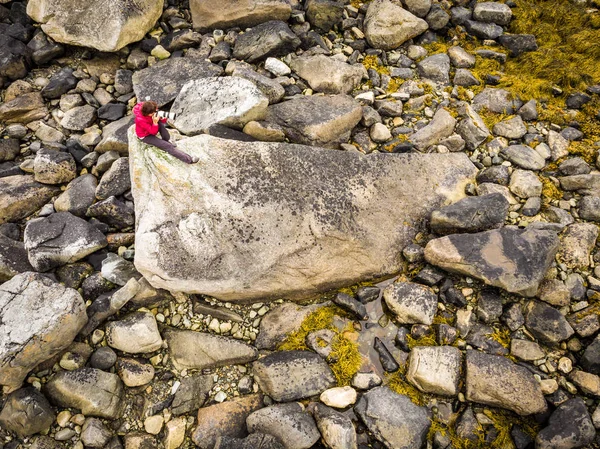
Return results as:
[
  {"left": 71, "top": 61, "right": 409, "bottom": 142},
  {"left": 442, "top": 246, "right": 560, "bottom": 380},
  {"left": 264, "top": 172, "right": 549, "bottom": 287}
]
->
[
  {"left": 190, "top": 0, "right": 291, "bottom": 31},
  {"left": 27, "top": 0, "right": 162, "bottom": 52},
  {"left": 252, "top": 351, "right": 336, "bottom": 402},
  {"left": 425, "top": 227, "right": 559, "bottom": 297},
  {"left": 0, "top": 175, "right": 60, "bottom": 225},
  {"left": 163, "top": 328, "right": 258, "bottom": 370},
  {"left": 465, "top": 350, "right": 546, "bottom": 415},
  {"left": 44, "top": 368, "right": 124, "bottom": 419},
  {"left": 355, "top": 386, "right": 431, "bottom": 449},
  {"left": 0, "top": 272, "right": 87, "bottom": 391},
  {"left": 130, "top": 132, "right": 476, "bottom": 301},
  {"left": 132, "top": 58, "right": 223, "bottom": 107}
]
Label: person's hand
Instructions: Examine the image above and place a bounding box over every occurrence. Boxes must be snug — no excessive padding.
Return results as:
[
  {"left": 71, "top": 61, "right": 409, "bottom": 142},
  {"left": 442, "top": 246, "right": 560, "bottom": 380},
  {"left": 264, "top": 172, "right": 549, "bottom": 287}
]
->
[{"left": 152, "top": 114, "right": 159, "bottom": 125}]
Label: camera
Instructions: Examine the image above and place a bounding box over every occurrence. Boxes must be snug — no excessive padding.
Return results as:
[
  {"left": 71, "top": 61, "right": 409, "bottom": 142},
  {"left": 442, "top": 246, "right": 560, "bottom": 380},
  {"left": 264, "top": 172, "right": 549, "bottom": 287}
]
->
[{"left": 156, "top": 110, "right": 176, "bottom": 120}]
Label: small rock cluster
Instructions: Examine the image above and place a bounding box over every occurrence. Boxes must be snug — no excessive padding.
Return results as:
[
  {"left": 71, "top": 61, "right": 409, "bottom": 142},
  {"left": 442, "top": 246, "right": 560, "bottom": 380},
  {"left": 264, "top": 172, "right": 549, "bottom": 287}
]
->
[{"left": 1, "top": 0, "right": 600, "bottom": 448}]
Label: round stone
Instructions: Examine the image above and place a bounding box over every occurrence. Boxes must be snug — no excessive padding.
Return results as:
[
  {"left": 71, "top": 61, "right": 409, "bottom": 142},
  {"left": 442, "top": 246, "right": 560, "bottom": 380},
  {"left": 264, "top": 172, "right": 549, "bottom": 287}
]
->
[
  {"left": 320, "top": 386, "right": 358, "bottom": 408},
  {"left": 90, "top": 347, "right": 118, "bottom": 370},
  {"left": 144, "top": 415, "right": 164, "bottom": 435}
]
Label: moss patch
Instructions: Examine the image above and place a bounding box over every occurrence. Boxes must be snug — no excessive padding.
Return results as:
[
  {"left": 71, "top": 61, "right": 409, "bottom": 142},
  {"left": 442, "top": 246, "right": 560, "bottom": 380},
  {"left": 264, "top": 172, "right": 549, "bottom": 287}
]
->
[
  {"left": 540, "top": 176, "right": 563, "bottom": 204},
  {"left": 277, "top": 305, "right": 362, "bottom": 386},
  {"left": 406, "top": 333, "right": 438, "bottom": 349},
  {"left": 386, "top": 370, "right": 428, "bottom": 406}
]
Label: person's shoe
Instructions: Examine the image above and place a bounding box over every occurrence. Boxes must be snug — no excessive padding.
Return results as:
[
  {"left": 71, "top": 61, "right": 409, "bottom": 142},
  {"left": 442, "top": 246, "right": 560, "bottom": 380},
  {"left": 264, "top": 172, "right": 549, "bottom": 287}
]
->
[{"left": 191, "top": 156, "right": 199, "bottom": 163}]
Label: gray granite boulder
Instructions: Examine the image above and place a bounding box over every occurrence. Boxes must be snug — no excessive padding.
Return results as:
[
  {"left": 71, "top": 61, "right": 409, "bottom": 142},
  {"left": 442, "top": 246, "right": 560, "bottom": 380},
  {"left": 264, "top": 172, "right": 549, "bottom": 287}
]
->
[
  {"left": 253, "top": 351, "right": 336, "bottom": 402},
  {"left": 27, "top": 0, "right": 162, "bottom": 51},
  {"left": 95, "top": 157, "right": 131, "bottom": 200},
  {"left": 95, "top": 116, "right": 134, "bottom": 154},
  {"left": 0, "top": 175, "right": 59, "bottom": 224},
  {"left": 382, "top": 281, "right": 437, "bottom": 325},
  {"left": 171, "top": 77, "right": 269, "bottom": 135},
  {"left": 465, "top": 350, "right": 546, "bottom": 415},
  {"left": 44, "top": 368, "right": 124, "bottom": 419},
  {"left": 54, "top": 174, "right": 98, "bottom": 217},
  {"left": 425, "top": 227, "right": 559, "bottom": 296},
  {"left": 289, "top": 55, "right": 366, "bottom": 95},
  {"left": 355, "top": 386, "right": 431, "bottom": 449},
  {"left": 430, "top": 192, "right": 509, "bottom": 234},
  {"left": 24, "top": 212, "right": 108, "bottom": 271},
  {"left": 364, "top": 0, "right": 428, "bottom": 50},
  {"left": 233, "top": 21, "right": 301, "bottom": 63},
  {"left": 163, "top": 328, "right": 258, "bottom": 370},
  {"left": 33, "top": 148, "right": 77, "bottom": 185},
  {"left": 130, "top": 133, "right": 476, "bottom": 301},
  {"left": 265, "top": 94, "right": 362, "bottom": 148},
  {"left": 0, "top": 272, "right": 87, "bottom": 391},
  {"left": 132, "top": 58, "right": 223, "bottom": 107}
]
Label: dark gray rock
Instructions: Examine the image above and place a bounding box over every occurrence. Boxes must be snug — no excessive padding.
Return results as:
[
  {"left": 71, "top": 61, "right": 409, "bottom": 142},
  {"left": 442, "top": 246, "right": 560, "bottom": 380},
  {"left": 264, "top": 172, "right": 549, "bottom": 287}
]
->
[
  {"left": 81, "top": 418, "right": 113, "bottom": 448},
  {"left": 54, "top": 174, "right": 97, "bottom": 217},
  {"left": 501, "top": 144, "right": 546, "bottom": 170},
  {"left": 472, "top": 88, "right": 520, "bottom": 114},
  {"left": 566, "top": 92, "right": 592, "bottom": 110},
  {"left": 253, "top": 351, "right": 336, "bottom": 401},
  {"left": 477, "top": 165, "right": 510, "bottom": 185},
  {"left": 90, "top": 347, "right": 117, "bottom": 370},
  {"left": 465, "top": 350, "right": 546, "bottom": 415},
  {"left": 417, "top": 53, "right": 450, "bottom": 84},
  {"left": 87, "top": 196, "right": 135, "bottom": 229},
  {"left": 464, "top": 20, "right": 503, "bottom": 39},
  {"left": 477, "top": 289, "right": 503, "bottom": 323},
  {"left": 96, "top": 157, "right": 130, "bottom": 200},
  {"left": 214, "top": 433, "right": 285, "bottom": 449},
  {"left": 172, "top": 374, "right": 213, "bottom": 415},
  {"left": 132, "top": 58, "right": 223, "bottom": 107},
  {"left": 536, "top": 399, "right": 595, "bottom": 449},
  {"left": 525, "top": 300, "right": 574, "bottom": 344},
  {"left": 0, "top": 233, "right": 33, "bottom": 281},
  {"left": 0, "top": 138, "right": 20, "bottom": 163},
  {"left": 426, "top": 4, "right": 450, "bottom": 30},
  {"left": 233, "top": 21, "right": 301, "bottom": 63},
  {"left": 114, "top": 69, "right": 133, "bottom": 95},
  {"left": 41, "top": 68, "right": 77, "bottom": 99},
  {"left": 582, "top": 335, "right": 600, "bottom": 375},
  {"left": 246, "top": 403, "right": 320, "bottom": 449},
  {"left": 355, "top": 386, "right": 431, "bottom": 449},
  {"left": 44, "top": 368, "right": 124, "bottom": 419},
  {"left": 96, "top": 116, "right": 134, "bottom": 154},
  {"left": 559, "top": 157, "right": 590, "bottom": 176},
  {"left": 98, "top": 103, "right": 127, "bottom": 121},
  {"left": 306, "top": 0, "right": 344, "bottom": 31},
  {"left": 24, "top": 212, "right": 108, "bottom": 271},
  {"left": 333, "top": 292, "right": 367, "bottom": 319},
  {"left": 518, "top": 99, "right": 538, "bottom": 121},
  {"left": 498, "top": 34, "right": 538, "bottom": 57},
  {"left": 0, "top": 388, "right": 55, "bottom": 437},
  {"left": 374, "top": 337, "right": 400, "bottom": 372},
  {"left": 430, "top": 193, "right": 509, "bottom": 235},
  {"left": 425, "top": 227, "right": 559, "bottom": 296},
  {"left": 162, "top": 29, "right": 203, "bottom": 52}
]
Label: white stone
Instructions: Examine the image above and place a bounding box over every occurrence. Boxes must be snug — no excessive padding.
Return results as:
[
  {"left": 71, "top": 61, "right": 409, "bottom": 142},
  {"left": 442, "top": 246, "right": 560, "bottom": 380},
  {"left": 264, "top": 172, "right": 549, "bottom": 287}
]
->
[
  {"left": 370, "top": 123, "right": 392, "bottom": 143},
  {"left": 144, "top": 415, "right": 164, "bottom": 435},
  {"left": 407, "top": 346, "right": 461, "bottom": 396},
  {"left": 320, "top": 386, "right": 358, "bottom": 408},
  {"left": 105, "top": 312, "right": 163, "bottom": 354},
  {"left": 264, "top": 58, "right": 291, "bottom": 76}
]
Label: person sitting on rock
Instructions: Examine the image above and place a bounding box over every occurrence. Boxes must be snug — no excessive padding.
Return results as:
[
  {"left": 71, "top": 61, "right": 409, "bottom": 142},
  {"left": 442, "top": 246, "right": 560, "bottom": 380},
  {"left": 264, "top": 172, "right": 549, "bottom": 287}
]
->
[{"left": 133, "top": 100, "right": 198, "bottom": 164}]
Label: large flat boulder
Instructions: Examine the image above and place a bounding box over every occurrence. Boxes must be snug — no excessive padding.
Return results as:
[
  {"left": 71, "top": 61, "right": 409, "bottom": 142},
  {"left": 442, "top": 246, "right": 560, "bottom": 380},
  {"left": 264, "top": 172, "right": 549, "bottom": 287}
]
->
[
  {"left": 132, "top": 58, "right": 223, "bottom": 107},
  {"left": 0, "top": 272, "right": 87, "bottom": 391},
  {"left": 190, "top": 0, "right": 291, "bottom": 31},
  {"left": 0, "top": 175, "right": 59, "bottom": 224},
  {"left": 425, "top": 227, "right": 559, "bottom": 297},
  {"left": 27, "top": 0, "right": 162, "bottom": 52},
  {"left": 129, "top": 131, "right": 476, "bottom": 300}
]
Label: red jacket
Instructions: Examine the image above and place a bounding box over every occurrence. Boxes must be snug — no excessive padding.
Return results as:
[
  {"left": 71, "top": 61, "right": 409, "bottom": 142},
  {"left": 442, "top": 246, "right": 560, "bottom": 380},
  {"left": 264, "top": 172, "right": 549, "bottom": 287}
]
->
[{"left": 133, "top": 103, "right": 166, "bottom": 138}]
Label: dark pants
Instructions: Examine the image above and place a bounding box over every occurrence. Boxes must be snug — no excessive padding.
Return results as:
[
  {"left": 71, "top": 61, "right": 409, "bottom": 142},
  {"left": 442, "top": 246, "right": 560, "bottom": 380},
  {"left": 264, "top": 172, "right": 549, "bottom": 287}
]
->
[{"left": 142, "top": 122, "right": 194, "bottom": 164}]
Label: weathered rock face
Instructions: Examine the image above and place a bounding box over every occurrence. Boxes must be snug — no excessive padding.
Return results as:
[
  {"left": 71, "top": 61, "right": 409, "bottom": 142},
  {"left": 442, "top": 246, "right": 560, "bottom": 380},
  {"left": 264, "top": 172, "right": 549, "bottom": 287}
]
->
[
  {"left": 171, "top": 77, "right": 269, "bottom": 135},
  {"left": 0, "top": 388, "right": 55, "bottom": 437},
  {"left": 130, "top": 132, "right": 476, "bottom": 301},
  {"left": 0, "top": 234, "right": 33, "bottom": 281},
  {"left": 132, "top": 58, "right": 223, "bottom": 107},
  {"left": 364, "top": 0, "right": 429, "bottom": 50},
  {"left": 163, "top": 328, "right": 258, "bottom": 370},
  {"left": 26, "top": 0, "right": 162, "bottom": 52},
  {"left": 407, "top": 346, "right": 461, "bottom": 396},
  {"left": 465, "top": 350, "right": 547, "bottom": 415},
  {"left": 0, "top": 272, "right": 87, "bottom": 391},
  {"left": 355, "top": 386, "right": 431, "bottom": 449},
  {"left": 190, "top": 0, "right": 291, "bottom": 31},
  {"left": 430, "top": 193, "right": 509, "bottom": 234},
  {"left": 264, "top": 95, "right": 362, "bottom": 148},
  {"left": 0, "top": 92, "right": 49, "bottom": 124},
  {"left": 44, "top": 368, "right": 124, "bottom": 419},
  {"left": 425, "top": 227, "right": 559, "bottom": 296},
  {"left": 535, "top": 398, "right": 595, "bottom": 449},
  {"left": 0, "top": 175, "right": 60, "bottom": 225}
]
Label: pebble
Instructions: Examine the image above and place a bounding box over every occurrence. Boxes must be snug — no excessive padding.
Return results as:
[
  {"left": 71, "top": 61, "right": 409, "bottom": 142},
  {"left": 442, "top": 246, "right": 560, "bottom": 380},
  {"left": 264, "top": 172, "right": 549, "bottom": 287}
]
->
[
  {"left": 558, "top": 357, "right": 573, "bottom": 373},
  {"left": 214, "top": 391, "right": 228, "bottom": 402},
  {"left": 144, "top": 415, "right": 164, "bottom": 435},
  {"left": 56, "top": 410, "right": 72, "bottom": 427}
]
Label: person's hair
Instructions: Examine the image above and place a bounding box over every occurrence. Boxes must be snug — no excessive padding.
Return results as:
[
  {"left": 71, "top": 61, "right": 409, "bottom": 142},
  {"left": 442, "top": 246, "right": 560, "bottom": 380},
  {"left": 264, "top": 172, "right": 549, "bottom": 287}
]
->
[{"left": 141, "top": 101, "right": 158, "bottom": 116}]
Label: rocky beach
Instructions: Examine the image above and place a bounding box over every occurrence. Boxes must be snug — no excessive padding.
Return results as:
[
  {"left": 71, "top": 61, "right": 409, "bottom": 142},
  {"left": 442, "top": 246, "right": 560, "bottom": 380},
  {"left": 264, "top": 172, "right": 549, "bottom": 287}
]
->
[{"left": 1, "top": 0, "right": 600, "bottom": 448}]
